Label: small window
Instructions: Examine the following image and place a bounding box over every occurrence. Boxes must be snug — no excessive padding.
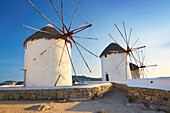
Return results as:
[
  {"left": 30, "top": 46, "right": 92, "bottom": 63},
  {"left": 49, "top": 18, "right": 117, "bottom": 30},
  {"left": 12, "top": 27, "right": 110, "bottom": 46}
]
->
[{"left": 105, "top": 55, "right": 107, "bottom": 58}]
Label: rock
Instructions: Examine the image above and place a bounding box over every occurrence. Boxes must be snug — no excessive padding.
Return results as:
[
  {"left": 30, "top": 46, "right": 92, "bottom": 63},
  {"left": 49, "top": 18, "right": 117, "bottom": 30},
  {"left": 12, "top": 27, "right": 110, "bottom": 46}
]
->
[
  {"left": 98, "top": 87, "right": 101, "bottom": 92},
  {"left": 0, "top": 93, "right": 5, "bottom": 99},
  {"left": 42, "top": 95, "right": 49, "bottom": 99},
  {"left": 69, "top": 91, "right": 77, "bottom": 99},
  {"left": 63, "top": 92, "right": 69, "bottom": 98},
  {"left": 30, "top": 94, "right": 36, "bottom": 100},
  {"left": 145, "top": 96, "right": 151, "bottom": 100},
  {"left": 87, "top": 93, "right": 92, "bottom": 98},
  {"left": 132, "top": 103, "right": 148, "bottom": 110},
  {"left": 52, "top": 94, "right": 57, "bottom": 99},
  {"left": 14, "top": 94, "right": 20, "bottom": 100},
  {"left": 57, "top": 91, "right": 63, "bottom": 99},
  {"left": 77, "top": 94, "right": 82, "bottom": 99},
  {"left": 25, "top": 93, "right": 31, "bottom": 99},
  {"left": 155, "top": 93, "right": 159, "bottom": 96},
  {"left": 151, "top": 96, "right": 158, "bottom": 101},
  {"left": 8, "top": 96, "right": 14, "bottom": 100},
  {"left": 48, "top": 96, "right": 52, "bottom": 100},
  {"left": 149, "top": 105, "right": 156, "bottom": 111},
  {"left": 155, "top": 105, "right": 169, "bottom": 112},
  {"left": 37, "top": 95, "right": 42, "bottom": 100},
  {"left": 125, "top": 103, "right": 132, "bottom": 107},
  {"left": 42, "top": 91, "right": 49, "bottom": 96},
  {"left": 128, "top": 90, "right": 138, "bottom": 93},
  {"left": 166, "top": 100, "right": 170, "bottom": 106},
  {"left": 134, "top": 92, "right": 139, "bottom": 96},
  {"left": 82, "top": 94, "right": 87, "bottom": 98}
]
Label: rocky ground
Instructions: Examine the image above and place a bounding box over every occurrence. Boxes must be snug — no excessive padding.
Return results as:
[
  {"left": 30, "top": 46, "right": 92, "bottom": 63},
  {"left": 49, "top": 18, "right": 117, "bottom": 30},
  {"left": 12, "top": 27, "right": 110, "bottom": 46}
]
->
[{"left": 0, "top": 88, "right": 169, "bottom": 113}]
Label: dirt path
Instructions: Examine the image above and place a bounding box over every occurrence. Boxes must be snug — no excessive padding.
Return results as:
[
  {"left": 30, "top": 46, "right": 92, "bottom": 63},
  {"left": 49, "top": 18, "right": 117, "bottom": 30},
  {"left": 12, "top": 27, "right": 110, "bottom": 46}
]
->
[{"left": 0, "top": 89, "right": 165, "bottom": 113}]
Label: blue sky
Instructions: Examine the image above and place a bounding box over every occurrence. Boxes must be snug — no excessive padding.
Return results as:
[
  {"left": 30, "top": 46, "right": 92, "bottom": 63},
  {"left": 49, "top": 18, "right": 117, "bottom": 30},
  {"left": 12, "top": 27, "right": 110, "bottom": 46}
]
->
[{"left": 0, "top": 0, "right": 170, "bottom": 82}]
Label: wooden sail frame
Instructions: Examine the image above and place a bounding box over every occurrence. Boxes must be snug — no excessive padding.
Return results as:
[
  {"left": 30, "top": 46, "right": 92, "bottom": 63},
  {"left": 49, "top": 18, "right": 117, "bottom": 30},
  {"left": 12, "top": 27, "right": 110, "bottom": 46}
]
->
[{"left": 23, "top": 0, "right": 98, "bottom": 82}]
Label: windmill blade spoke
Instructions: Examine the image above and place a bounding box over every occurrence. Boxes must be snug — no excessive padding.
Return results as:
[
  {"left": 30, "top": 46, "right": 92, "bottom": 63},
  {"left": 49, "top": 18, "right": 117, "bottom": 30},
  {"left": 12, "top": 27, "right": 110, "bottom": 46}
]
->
[
  {"left": 140, "top": 68, "right": 144, "bottom": 78},
  {"left": 144, "top": 69, "right": 147, "bottom": 78},
  {"left": 145, "top": 68, "right": 149, "bottom": 74},
  {"left": 21, "top": 24, "right": 59, "bottom": 35},
  {"left": 145, "top": 64, "right": 157, "bottom": 67},
  {"left": 50, "top": 0, "right": 68, "bottom": 32},
  {"left": 27, "top": 0, "right": 63, "bottom": 33},
  {"left": 128, "top": 28, "right": 132, "bottom": 45},
  {"left": 33, "top": 39, "right": 61, "bottom": 61},
  {"left": 123, "top": 22, "right": 128, "bottom": 43},
  {"left": 116, "top": 55, "right": 126, "bottom": 69},
  {"left": 74, "top": 20, "right": 92, "bottom": 31},
  {"left": 68, "top": 3, "right": 80, "bottom": 30},
  {"left": 141, "top": 50, "right": 145, "bottom": 65},
  {"left": 73, "top": 36, "right": 97, "bottom": 40},
  {"left": 135, "top": 51, "right": 140, "bottom": 61},
  {"left": 61, "top": 0, "right": 64, "bottom": 32},
  {"left": 108, "top": 34, "right": 119, "bottom": 44},
  {"left": 75, "top": 41, "right": 98, "bottom": 57},
  {"left": 135, "top": 51, "right": 142, "bottom": 66},
  {"left": 59, "top": 42, "right": 66, "bottom": 66},
  {"left": 132, "top": 46, "right": 146, "bottom": 51},
  {"left": 72, "top": 38, "right": 92, "bottom": 73},
  {"left": 65, "top": 42, "right": 79, "bottom": 82},
  {"left": 131, "top": 38, "right": 139, "bottom": 48},
  {"left": 130, "top": 52, "right": 140, "bottom": 66},
  {"left": 141, "top": 50, "right": 144, "bottom": 65},
  {"left": 72, "top": 24, "right": 92, "bottom": 34},
  {"left": 114, "top": 23, "right": 128, "bottom": 45}
]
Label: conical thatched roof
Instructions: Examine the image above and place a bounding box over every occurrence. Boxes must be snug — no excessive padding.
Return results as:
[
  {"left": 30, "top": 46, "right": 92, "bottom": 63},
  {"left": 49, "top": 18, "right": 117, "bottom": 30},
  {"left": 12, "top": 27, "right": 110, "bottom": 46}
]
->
[
  {"left": 23, "top": 24, "right": 71, "bottom": 47},
  {"left": 99, "top": 43, "right": 125, "bottom": 58}
]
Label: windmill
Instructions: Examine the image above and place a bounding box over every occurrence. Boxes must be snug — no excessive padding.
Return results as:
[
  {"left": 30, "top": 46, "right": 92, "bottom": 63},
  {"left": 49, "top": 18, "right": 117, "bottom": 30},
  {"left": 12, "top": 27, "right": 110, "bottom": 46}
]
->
[
  {"left": 135, "top": 50, "right": 157, "bottom": 78},
  {"left": 22, "top": 0, "right": 97, "bottom": 87},
  {"left": 100, "top": 22, "right": 146, "bottom": 81},
  {"left": 109, "top": 22, "right": 146, "bottom": 68}
]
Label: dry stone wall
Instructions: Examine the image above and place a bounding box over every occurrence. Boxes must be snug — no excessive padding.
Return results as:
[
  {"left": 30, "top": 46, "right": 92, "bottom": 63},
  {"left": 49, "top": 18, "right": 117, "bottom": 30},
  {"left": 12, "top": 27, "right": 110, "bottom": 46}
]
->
[
  {"left": 0, "top": 83, "right": 113, "bottom": 100},
  {"left": 111, "top": 82, "right": 170, "bottom": 106},
  {"left": 128, "top": 86, "right": 170, "bottom": 106}
]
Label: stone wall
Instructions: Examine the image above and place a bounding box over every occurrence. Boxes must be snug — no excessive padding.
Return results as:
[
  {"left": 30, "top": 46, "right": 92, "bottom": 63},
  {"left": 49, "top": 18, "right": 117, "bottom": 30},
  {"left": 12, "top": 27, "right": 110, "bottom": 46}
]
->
[
  {"left": 0, "top": 83, "right": 113, "bottom": 100},
  {"left": 127, "top": 86, "right": 170, "bottom": 106},
  {"left": 112, "top": 82, "right": 127, "bottom": 91},
  {"left": 111, "top": 82, "right": 170, "bottom": 106}
]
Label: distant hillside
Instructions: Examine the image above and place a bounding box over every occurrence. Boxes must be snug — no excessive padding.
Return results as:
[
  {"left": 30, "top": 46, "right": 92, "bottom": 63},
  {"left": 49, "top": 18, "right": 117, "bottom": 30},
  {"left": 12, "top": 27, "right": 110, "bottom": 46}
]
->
[{"left": 72, "top": 75, "right": 102, "bottom": 82}]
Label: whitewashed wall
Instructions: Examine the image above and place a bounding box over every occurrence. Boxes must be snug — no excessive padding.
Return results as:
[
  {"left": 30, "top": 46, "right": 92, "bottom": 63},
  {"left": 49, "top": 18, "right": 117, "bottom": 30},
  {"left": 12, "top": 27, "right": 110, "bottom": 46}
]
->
[
  {"left": 24, "top": 39, "right": 72, "bottom": 87},
  {"left": 101, "top": 53, "right": 131, "bottom": 82}
]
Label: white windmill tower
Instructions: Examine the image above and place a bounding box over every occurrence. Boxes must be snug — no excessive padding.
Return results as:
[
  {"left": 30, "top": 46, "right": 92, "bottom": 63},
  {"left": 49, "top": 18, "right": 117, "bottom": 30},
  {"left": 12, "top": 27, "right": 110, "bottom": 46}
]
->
[
  {"left": 100, "top": 43, "right": 131, "bottom": 82},
  {"left": 100, "top": 22, "right": 145, "bottom": 82},
  {"left": 22, "top": 0, "right": 97, "bottom": 87},
  {"left": 24, "top": 24, "right": 72, "bottom": 87}
]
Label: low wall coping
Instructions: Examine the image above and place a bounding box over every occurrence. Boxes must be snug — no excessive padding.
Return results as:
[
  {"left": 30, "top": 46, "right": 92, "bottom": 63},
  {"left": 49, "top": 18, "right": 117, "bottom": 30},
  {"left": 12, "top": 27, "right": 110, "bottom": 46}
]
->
[{"left": 0, "top": 82, "right": 112, "bottom": 91}]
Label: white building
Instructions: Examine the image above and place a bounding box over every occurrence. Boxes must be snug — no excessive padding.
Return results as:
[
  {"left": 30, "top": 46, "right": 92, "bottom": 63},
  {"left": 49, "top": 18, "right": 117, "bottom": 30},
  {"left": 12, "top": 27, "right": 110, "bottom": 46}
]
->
[
  {"left": 24, "top": 24, "right": 72, "bottom": 87},
  {"left": 100, "top": 43, "right": 132, "bottom": 82}
]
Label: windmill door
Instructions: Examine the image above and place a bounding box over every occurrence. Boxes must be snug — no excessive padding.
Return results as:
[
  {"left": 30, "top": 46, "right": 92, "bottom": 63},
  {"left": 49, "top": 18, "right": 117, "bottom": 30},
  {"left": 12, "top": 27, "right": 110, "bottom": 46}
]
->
[{"left": 106, "top": 74, "right": 109, "bottom": 81}]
